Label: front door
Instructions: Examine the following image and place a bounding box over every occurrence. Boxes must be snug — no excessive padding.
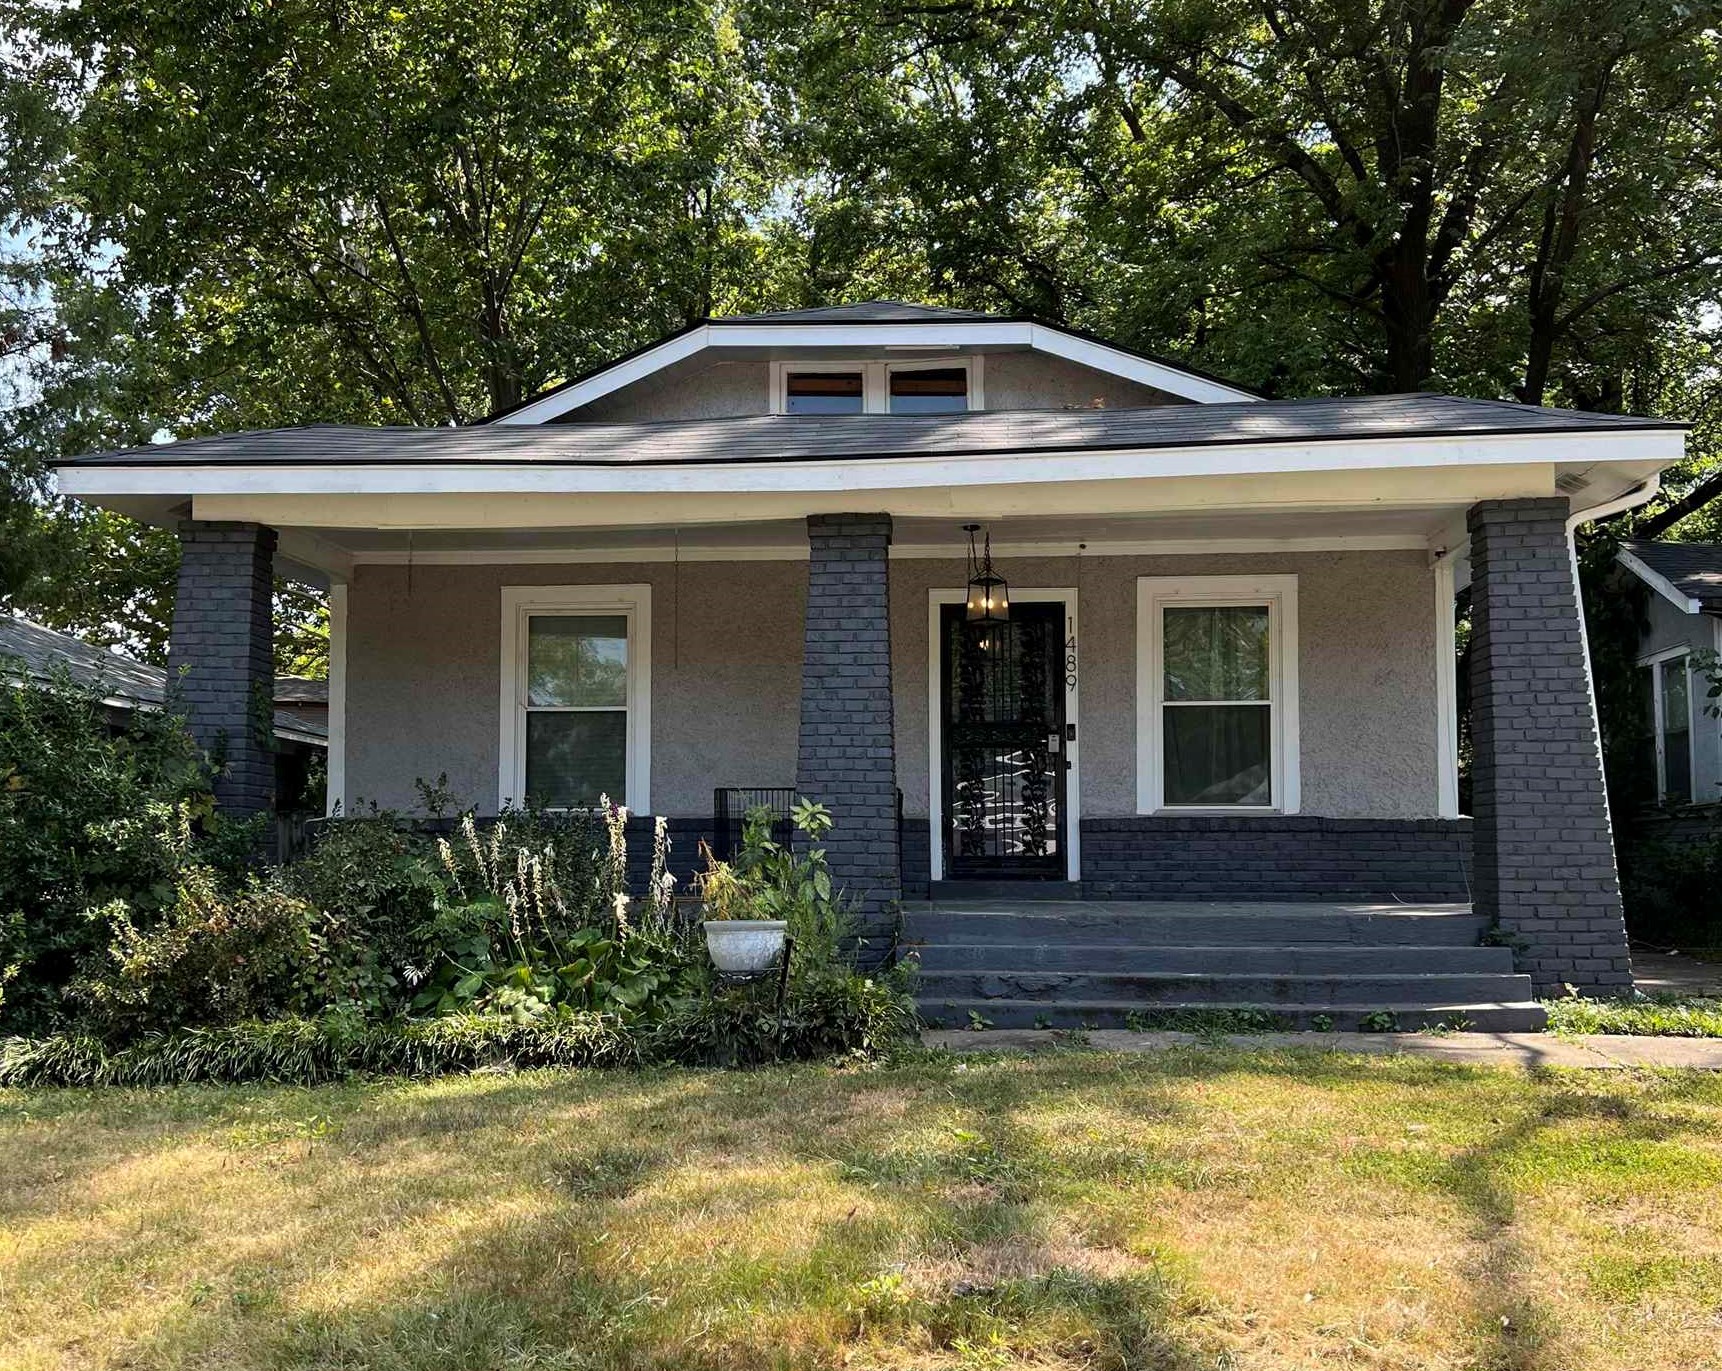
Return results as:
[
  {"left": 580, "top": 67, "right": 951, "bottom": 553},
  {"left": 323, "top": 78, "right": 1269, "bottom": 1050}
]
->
[{"left": 940, "top": 601, "right": 1068, "bottom": 880}]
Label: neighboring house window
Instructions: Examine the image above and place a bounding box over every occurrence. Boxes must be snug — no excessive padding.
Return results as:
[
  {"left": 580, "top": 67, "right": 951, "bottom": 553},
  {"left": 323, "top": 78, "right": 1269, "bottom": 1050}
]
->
[
  {"left": 1640, "top": 649, "right": 1693, "bottom": 804},
  {"left": 772, "top": 358, "right": 980, "bottom": 414},
  {"left": 1136, "top": 575, "right": 1299, "bottom": 813},
  {"left": 499, "top": 586, "right": 651, "bottom": 811},
  {"left": 784, "top": 371, "right": 865, "bottom": 414}
]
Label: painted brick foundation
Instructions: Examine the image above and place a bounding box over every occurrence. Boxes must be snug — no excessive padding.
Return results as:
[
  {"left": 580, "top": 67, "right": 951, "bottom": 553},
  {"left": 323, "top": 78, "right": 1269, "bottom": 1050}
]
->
[
  {"left": 1467, "top": 498, "right": 1632, "bottom": 994},
  {"left": 1079, "top": 816, "right": 1472, "bottom": 901}
]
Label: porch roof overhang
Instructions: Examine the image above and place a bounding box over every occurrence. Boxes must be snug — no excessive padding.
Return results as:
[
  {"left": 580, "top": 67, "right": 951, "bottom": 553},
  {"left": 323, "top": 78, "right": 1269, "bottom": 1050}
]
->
[{"left": 54, "top": 394, "right": 1683, "bottom": 585}]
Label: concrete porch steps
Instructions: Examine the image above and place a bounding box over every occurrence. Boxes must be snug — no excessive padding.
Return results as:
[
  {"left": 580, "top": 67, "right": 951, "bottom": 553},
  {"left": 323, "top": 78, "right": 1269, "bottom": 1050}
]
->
[
  {"left": 902, "top": 898, "right": 1547, "bottom": 1034},
  {"left": 921, "top": 1000, "right": 1549, "bottom": 1033}
]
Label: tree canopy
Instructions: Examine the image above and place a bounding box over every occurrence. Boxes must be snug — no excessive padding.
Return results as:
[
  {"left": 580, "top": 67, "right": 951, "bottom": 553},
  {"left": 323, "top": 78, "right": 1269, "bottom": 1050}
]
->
[{"left": 3, "top": 0, "right": 1720, "bottom": 667}]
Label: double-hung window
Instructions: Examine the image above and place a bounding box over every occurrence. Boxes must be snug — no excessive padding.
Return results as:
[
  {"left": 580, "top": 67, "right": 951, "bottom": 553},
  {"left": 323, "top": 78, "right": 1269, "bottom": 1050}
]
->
[
  {"left": 1137, "top": 576, "right": 1299, "bottom": 812},
  {"left": 499, "top": 586, "right": 651, "bottom": 811},
  {"left": 1640, "top": 649, "right": 1693, "bottom": 804}
]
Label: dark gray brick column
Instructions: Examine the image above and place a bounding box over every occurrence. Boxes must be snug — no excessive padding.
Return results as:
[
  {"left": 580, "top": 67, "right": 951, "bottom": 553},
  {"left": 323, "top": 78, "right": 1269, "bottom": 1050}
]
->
[
  {"left": 1467, "top": 498, "right": 1631, "bottom": 995},
  {"left": 797, "top": 514, "right": 900, "bottom": 954},
  {"left": 167, "top": 521, "right": 278, "bottom": 819}
]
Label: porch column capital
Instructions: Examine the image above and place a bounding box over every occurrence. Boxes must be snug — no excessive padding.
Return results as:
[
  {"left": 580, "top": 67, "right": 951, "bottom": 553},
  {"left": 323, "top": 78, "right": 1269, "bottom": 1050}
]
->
[
  {"left": 805, "top": 512, "right": 893, "bottom": 544},
  {"left": 167, "top": 520, "right": 278, "bottom": 826},
  {"left": 1466, "top": 497, "right": 1631, "bottom": 994}
]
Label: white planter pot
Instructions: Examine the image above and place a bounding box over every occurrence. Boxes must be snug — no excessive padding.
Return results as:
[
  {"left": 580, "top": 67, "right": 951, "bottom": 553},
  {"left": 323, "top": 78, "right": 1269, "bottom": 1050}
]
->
[{"left": 703, "top": 919, "right": 788, "bottom": 974}]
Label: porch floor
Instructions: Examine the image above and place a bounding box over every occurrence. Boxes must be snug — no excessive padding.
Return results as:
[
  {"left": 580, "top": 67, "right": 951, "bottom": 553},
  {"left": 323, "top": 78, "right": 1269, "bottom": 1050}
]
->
[{"left": 901, "top": 898, "right": 1547, "bottom": 1033}]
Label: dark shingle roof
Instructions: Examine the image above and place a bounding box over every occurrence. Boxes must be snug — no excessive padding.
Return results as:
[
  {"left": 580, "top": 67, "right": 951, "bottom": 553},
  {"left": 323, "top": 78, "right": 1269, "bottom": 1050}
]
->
[
  {"left": 0, "top": 614, "right": 328, "bottom": 742},
  {"left": 717, "top": 300, "right": 1005, "bottom": 323},
  {"left": 273, "top": 676, "right": 330, "bottom": 706},
  {"left": 58, "top": 394, "right": 1684, "bottom": 470},
  {"left": 1620, "top": 540, "right": 1722, "bottom": 613}
]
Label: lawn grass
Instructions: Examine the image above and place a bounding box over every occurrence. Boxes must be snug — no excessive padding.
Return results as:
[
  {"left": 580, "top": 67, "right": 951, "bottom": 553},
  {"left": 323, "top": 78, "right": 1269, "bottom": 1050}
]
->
[
  {"left": 5, "top": 1048, "right": 1722, "bottom": 1370},
  {"left": 1545, "top": 993, "right": 1722, "bottom": 1038}
]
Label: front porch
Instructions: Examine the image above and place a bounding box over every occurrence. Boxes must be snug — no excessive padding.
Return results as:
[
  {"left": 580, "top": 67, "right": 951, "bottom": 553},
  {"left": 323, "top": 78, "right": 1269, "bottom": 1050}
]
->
[{"left": 143, "top": 498, "right": 1634, "bottom": 1003}]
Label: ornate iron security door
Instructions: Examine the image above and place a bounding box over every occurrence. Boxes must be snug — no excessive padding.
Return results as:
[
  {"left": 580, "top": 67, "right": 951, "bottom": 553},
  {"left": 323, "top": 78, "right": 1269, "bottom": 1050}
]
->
[{"left": 940, "top": 601, "right": 1067, "bottom": 879}]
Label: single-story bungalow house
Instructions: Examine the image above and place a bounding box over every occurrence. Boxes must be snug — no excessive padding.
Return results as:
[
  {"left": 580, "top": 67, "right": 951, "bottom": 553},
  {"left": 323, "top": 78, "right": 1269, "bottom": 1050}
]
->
[
  {"left": 0, "top": 611, "right": 327, "bottom": 816},
  {"left": 1615, "top": 540, "right": 1722, "bottom": 809},
  {"left": 54, "top": 302, "right": 1689, "bottom": 1029}
]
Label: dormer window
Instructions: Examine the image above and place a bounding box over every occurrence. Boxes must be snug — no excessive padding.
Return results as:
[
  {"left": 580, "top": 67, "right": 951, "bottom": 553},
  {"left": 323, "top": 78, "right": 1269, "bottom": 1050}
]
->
[
  {"left": 771, "top": 358, "right": 981, "bottom": 415},
  {"left": 890, "top": 366, "right": 967, "bottom": 414},
  {"left": 784, "top": 371, "right": 865, "bottom": 415}
]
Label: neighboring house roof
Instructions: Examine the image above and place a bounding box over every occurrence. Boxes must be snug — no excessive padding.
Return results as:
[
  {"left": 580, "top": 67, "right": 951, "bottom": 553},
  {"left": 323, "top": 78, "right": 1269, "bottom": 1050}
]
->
[
  {"left": 1618, "top": 540, "right": 1722, "bottom": 615},
  {"left": 55, "top": 393, "right": 1683, "bottom": 471},
  {"left": 481, "top": 302, "right": 1266, "bottom": 421},
  {"left": 273, "top": 675, "right": 330, "bottom": 706},
  {"left": 0, "top": 613, "right": 328, "bottom": 745}
]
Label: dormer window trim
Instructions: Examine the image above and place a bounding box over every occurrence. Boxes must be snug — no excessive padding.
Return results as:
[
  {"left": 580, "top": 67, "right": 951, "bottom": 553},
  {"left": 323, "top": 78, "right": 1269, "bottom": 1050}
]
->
[{"left": 770, "top": 356, "right": 985, "bottom": 416}]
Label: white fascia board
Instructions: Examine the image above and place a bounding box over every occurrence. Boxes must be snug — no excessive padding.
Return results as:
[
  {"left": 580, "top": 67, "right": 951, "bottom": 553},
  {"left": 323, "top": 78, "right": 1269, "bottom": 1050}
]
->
[
  {"left": 1617, "top": 547, "right": 1704, "bottom": 615},
  {"left": 1027, "top": 324, "right": 1257, "bottom": 403},
  {"left": 495, "top": 326, "right": 712, "bottom": 425},
  {"left": 490, "top": 319, "right": 1256, "bottom": 423},
  {"left": 57, "top": 427, "right": 1686, "bottom": 501}
]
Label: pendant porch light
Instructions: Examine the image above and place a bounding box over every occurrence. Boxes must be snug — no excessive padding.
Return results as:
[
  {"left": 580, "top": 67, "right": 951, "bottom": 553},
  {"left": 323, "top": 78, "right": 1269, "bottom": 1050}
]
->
[{"left": 963, "top": 524, "right": 1011, "bottom": 626}]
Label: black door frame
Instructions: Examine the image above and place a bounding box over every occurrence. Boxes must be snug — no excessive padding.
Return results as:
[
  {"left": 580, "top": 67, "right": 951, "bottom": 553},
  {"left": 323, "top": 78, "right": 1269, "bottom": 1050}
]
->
[{"left": 930, "top": 589, "right": 1079, "bottom": 882}]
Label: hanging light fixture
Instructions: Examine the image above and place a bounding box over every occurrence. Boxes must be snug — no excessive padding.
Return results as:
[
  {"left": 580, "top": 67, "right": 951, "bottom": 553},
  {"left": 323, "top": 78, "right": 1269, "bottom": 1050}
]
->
[{"left": 963, "top": 524, "right": 1011, "bottom": 626}]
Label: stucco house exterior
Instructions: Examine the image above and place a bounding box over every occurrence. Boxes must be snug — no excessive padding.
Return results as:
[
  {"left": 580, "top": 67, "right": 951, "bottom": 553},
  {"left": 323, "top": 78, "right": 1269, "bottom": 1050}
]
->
[{"left": 55, "top": 302, "right": 1689, "bottom": 1029}]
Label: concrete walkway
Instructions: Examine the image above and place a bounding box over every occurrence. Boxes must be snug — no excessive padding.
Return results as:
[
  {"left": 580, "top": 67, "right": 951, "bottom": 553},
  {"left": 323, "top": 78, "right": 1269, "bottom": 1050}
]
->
[
  {"left": 922, "top": 1027, "right": 1722, "bottom": 1069},
  {"left": 1633, "top": 949, "right": 1722, "bottom": 997}
]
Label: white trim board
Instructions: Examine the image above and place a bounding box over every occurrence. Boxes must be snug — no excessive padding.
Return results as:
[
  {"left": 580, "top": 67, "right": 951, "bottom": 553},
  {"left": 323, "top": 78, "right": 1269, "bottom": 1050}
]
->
[
  {"left": 494, "top": 319, "right": 1255, "bottom": 424},
  {"left": 1135, "top": 573, "right": 1301, "bottom": 815},
  {"left": 58, "top": 430, "right": 1683, "bottom": 503},
  {"left": 1617, "top": 547, "right": 1706, "bottom": 615},
  {"left": 325, "top": 583, "right": 348, "bottom": 817},
  {"left": 345, "top": 532, "right": 1432, "bottom": 568},
  {"left": 926, "top": 588, "right": 1081, "bottom": 884},
  {"left": 1433, "top": 556, "right": 1460, "bottom": 818},
  {"left": 497, "top": 584, "right": 653, "bottom": 813}
]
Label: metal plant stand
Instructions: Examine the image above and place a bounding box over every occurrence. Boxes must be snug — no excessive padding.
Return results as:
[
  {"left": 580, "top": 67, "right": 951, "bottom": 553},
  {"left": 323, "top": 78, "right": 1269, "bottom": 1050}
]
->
[{"left": 711, "top": 936, "right": 795, "bottom": 1055}]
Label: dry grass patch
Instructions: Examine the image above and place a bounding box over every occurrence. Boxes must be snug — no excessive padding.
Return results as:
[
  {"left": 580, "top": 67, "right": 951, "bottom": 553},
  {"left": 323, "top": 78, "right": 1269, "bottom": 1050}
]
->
[{"left": 3, "top": 1049, "right": 1722, "bottom": 1369}]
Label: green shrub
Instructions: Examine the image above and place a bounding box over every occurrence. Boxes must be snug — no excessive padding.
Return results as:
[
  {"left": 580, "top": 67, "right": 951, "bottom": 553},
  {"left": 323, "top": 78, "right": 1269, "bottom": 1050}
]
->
[
  {"left": 1619, "top": 826, "right": 1722, "bottom": 951},
  {"left": 646, "top": 965, "right": 918, "bottom": 1067},
  {"left": 0, "top": 671, "right": 246, "bottom": 1033},
  {"left": 73, "top": 861, "right": 317, "bottom": 1035},
  {"left": 283, "top": 812, "right": 442, "bottom": 1014}
]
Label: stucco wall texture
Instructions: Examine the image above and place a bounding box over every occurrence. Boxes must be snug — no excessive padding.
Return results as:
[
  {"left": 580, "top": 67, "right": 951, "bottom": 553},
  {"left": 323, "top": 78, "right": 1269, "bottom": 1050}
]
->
[
  {"left": 343, "top": 550, "right": 1442, "bottom": 822},
  {"left": 564, "top": 350, "right": 1175, "bottom": 423}
]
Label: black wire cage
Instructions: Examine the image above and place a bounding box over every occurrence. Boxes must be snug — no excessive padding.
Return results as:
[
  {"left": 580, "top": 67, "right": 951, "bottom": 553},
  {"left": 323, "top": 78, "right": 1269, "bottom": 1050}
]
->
[{"left": 710, "top": 787, "right": 800, "bottom": 861}]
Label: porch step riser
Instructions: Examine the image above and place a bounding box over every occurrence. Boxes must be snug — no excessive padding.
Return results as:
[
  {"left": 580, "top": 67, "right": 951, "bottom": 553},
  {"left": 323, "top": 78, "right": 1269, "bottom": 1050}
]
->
[
  {"left": 917, "top": 971, "right": 1535, "bottom": 1006},
  {"left": 904, "top": 913, "right": 1490, "bottom": 946},
  {"left": 922, "top": 1001, "right": 1550, "bottom": 1034},
  {"left": 914, "top": 944, "right": 1514, "bottom": 974}
]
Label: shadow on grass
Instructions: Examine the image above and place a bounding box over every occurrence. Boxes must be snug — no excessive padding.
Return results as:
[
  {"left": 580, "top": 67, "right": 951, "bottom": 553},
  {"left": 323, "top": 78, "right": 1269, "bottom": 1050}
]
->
[{"left": 10, "top": 1054, "right": 1722, "bottom": 1369}]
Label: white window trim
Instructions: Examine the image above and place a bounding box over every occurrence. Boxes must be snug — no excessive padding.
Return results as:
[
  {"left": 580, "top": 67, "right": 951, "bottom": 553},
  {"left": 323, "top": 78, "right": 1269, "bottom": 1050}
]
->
[
  {"left": 498, "top": 584, "right": 652, "bottom": 813},
  {"left": 770, "top": 356, "right": 983, "bottom": 415},
  {"left": 1136, "top": 574, "right": 1300, "bottom": 815},
  {"left": 926, "top": 587, "right": 1080, "bottom": 883},
  {"left": 1639, "top": 645, "right": 1695, "bottom": 803}
]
